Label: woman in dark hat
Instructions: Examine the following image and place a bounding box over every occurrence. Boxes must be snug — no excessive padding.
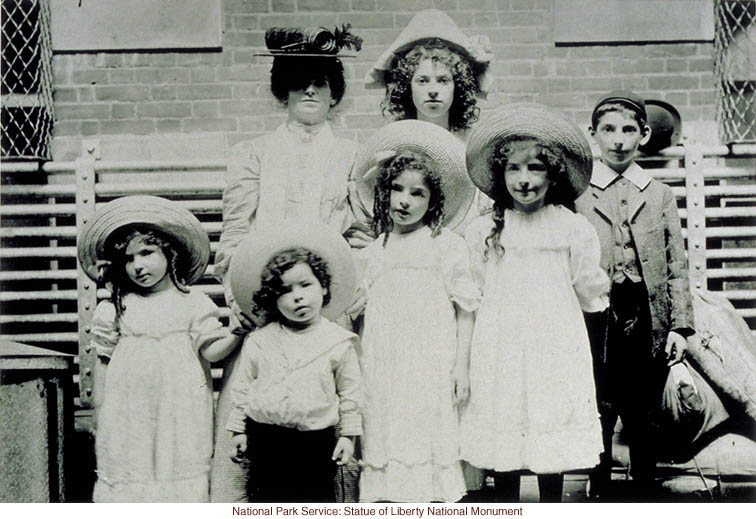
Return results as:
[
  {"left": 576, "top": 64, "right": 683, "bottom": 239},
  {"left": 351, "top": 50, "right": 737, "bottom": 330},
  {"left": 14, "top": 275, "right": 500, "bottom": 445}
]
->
[{"left": 212, "top": 24, "right": 363, "bottom": 503}]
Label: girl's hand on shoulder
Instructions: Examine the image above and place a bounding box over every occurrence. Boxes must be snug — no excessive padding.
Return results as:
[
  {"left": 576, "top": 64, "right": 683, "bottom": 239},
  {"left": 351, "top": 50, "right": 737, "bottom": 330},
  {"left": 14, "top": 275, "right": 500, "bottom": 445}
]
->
[
  {"left": 331, "top": 436, "right": 354, "bottom": 466},
  {"left": 346, "top": 284, "right": 367, "bottom": 320},
  {"left": 230, "top": 433, "right": 248, "bottom": 464},
  {"left": 344, "top": 228, "right": 376, "bottom": 250},
  {"left": 452, "top": 362, "right": 470, "bottom": 407}
]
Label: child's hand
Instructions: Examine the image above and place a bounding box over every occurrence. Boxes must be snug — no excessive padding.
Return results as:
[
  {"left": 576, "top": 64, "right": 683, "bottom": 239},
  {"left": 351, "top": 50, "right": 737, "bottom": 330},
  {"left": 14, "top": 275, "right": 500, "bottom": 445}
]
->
[
  {"left": 331, "top": 437, "right": 354, "bottom": 466},
  {"left": 230, "top": 433, "right": 248, "bottom": 464},
  {"left": 665, "top": 330, "right": 687, "bottom": 366},
  {"left": 452, "top": 363, "right": 470, "bottom": 407},
  {"left": 229, "top": 304, "right": 255, "bottom": 335}
]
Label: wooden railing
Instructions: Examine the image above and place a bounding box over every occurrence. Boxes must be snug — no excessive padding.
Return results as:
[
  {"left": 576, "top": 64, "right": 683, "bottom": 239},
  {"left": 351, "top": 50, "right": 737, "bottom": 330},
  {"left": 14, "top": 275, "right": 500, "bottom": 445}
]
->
[{"left": 1, "top": 140, "right": 755, "bottom": 414}]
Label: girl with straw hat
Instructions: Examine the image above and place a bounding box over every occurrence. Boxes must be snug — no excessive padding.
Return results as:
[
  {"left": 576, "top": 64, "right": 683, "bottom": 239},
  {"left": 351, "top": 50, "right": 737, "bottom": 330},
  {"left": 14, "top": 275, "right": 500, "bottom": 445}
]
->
[
  {"left": 225, "top": 221, "right": 362, "bottom": 502},
  {"left": 77, "top": 196, "right": 241, "bottom": 502},
  {"left": 212, "top": 24, "right": 364, "bottom": 502},
  {"left": 352, "top": 120, "right": 480, "bottom": 502},
  {"left": 460, "top": 104, "right": 609, "bottom": 502}
]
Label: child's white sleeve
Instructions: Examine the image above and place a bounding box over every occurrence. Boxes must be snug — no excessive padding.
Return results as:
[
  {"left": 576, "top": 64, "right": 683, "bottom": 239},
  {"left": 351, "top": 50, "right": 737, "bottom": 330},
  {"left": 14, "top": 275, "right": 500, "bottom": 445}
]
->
[
  {"left": 226, "top": 337, "right": 258, "bottom": 434},
  {"left": 464, "top": 217, "right": 488, "bottom": 294},
  {"left": 90, "top": 301, "right": 120, "bottom": 359},
  {"left": 444, "top": 233, "right": 482, "bottom": 312},
  {"left": 334, "top": 338, "right": 363, "bottom": 437},
  {"left": 189, "top": 291, "right": 228, "bottom": 355},
  {"left": 570, "top": 215, "right": 610, "bottom": 313}
]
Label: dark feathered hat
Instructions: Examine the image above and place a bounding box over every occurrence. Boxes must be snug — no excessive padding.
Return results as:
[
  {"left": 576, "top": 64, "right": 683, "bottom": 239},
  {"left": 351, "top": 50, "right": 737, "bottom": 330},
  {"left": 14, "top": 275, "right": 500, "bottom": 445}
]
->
[{"left": 257, "top": 24, "right": 362, "bottom": 58}]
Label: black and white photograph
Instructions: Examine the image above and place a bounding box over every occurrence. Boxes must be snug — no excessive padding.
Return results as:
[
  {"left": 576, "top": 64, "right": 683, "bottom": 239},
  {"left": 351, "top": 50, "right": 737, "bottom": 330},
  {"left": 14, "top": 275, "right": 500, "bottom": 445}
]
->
[{"left": 1, "top": 0, "right": 754, "bottom": 514}]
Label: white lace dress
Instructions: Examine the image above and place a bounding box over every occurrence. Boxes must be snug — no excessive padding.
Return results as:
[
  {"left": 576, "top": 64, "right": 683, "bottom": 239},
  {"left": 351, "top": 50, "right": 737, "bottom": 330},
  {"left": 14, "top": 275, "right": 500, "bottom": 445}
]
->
[
  {"left": 460, "top": 205, "right": 609, "bottom": 474},
  {"left": 359, "top": 226, "right": 481, "bottom": 502},
  {"left": 90, "top": 287, "right": 225, "bottom": 502}
]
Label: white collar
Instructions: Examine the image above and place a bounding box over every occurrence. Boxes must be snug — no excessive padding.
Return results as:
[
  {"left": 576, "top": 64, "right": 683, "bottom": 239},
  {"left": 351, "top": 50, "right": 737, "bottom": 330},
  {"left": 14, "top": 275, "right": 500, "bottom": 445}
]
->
[
  {"left": 284, "top": 120, "right": 331, "bottom": 143},
  {"left": 591, "top": 161, "right": 651, "bottom": 190}
]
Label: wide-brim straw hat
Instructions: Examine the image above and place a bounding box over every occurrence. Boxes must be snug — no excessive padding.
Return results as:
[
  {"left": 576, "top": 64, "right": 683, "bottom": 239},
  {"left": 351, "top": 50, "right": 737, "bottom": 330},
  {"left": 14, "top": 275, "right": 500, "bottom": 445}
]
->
[
  {"left": 229, "top": 221, "right": 356, "bottom": 323},
  {"left": 364, "top": 9, "right": 493, "bottom": 97},
  {"left": 353, "top": 119, "right": 475, "bottom": 230},
  {"left": 466, "top": 103, "right": 593, "bottom": 200},
  {"left": 77, "top": 195, "right": 210, "bottom": 284}
]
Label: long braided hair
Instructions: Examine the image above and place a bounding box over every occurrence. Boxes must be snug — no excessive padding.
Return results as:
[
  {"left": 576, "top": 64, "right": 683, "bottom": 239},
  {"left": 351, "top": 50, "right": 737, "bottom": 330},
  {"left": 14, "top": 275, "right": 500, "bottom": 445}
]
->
[
  {"left": 484, "top": 138, "right": 575, "bottom": 261},
  {"left": 371, "top": 151, "right": 445, "bottom": 246},
  {"left": 102, "top": 227, "right": 189, "bottom": 326}
]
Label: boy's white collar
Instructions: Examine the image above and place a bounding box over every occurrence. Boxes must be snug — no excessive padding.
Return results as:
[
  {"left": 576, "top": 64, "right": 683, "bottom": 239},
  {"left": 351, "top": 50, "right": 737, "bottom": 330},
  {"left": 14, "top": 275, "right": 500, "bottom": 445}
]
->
[{"left": 591, "top": 161, "right": 651, "bottom": 190}]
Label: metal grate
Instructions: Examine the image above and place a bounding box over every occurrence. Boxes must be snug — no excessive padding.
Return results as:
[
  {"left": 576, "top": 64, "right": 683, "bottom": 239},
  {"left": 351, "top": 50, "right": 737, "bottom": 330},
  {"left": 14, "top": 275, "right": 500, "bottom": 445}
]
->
[
  {"left": 714, "top": 0, "right": 756, "bottom": 144},
  {"left": 1, "top": 0, "right": 54, "bottom": 160}
]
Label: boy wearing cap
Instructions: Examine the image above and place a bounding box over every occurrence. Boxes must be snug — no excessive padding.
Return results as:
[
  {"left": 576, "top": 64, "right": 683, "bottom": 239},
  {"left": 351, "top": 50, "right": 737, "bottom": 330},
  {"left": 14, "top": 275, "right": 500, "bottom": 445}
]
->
[{"left": 576, "top": 90, "right": 694, "bottom": 498}]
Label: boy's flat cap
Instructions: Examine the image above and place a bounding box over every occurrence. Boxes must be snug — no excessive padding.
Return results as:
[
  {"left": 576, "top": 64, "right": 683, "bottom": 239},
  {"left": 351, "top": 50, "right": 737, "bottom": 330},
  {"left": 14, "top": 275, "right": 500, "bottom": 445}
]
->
[{"left": 592, "top": 89, "right": 647, "bottom": 120}]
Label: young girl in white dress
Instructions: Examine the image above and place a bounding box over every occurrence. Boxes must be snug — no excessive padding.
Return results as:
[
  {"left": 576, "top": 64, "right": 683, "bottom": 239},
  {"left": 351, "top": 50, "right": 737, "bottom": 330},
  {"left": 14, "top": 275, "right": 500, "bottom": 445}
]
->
[
  {"left": 460, "top": 104, "right": 610, "bottom": 502},
  {"left": 78, "top": 196, "right": 241, "bottom": 502},
  {"left": 353, "top": 120, "right": 479, "bottom": 502}
]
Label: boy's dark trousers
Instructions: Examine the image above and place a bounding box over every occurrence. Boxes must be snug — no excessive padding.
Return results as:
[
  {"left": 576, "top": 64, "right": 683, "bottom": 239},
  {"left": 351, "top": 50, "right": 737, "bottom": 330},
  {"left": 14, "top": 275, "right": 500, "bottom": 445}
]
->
[
  {"left": 589, "top": 281, "right": 669, "bottom": 497},
  {"left": 245, "top": 419, "right": 338, "bottom": 502}
]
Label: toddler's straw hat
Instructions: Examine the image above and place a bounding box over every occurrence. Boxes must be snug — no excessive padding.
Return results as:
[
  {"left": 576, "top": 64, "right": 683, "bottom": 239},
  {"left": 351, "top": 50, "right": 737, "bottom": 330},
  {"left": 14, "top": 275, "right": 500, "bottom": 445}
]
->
[
  {"left": 77, "top": 195, "right": 210, "bottom": 284},
  {"left": 465, "top": 103, "right": 593, "bottom": 201},
  {"left": 229, "top": 221, "right": 356, "bottom": 323},
  {"left": 353, "top": 119, "right": 475, "bottom": 230},
  {"left": 364, "top": 9, "right": 493, "bottom": 97}
]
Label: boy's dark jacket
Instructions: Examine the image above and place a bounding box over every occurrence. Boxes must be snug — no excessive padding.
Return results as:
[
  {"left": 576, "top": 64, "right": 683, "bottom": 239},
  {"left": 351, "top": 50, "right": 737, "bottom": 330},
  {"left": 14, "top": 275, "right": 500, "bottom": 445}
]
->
[{"left": 576, "top": 168, "right": 694, "bottom": 356}]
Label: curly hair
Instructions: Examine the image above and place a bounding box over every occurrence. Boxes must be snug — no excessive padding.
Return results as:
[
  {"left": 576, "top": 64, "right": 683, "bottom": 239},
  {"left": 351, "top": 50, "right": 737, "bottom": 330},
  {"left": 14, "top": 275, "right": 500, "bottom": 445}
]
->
[
  {"left": 484, "top": 138, "right": 576, "bottom": 261},
  {"left": 251, "top": 248, "right": 332, "bottom": 323},
  {"left": 382, "top": 39, "right": 480, "bottom": 132},
  {"left": 270, "top": 57, "right": 346, "bottom": 107},
  {"left": 103, "top": 227, "right": 189, "bottom": 324},
  {"left": 371, "top": 151, "right": 445, "bottom": 245}
]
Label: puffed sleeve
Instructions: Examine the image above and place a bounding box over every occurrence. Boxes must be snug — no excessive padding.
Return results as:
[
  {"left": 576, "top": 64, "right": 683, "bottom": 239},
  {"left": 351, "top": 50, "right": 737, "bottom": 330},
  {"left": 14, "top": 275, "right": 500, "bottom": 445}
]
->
[
  {"left": 464, "top": 215, "right": 493, "bottom": 294},
  {"left": 189, "top": 290, "right": 227, "bottom": 355},
  {"left": 442, "top": 231, "right": 482, "bottom": 312},
  {"left": 333, "top": 337, "right": 363, "bottom": 437},
  {"left": 570, "top": 214, "right": 610, "bottom": 313},
  {"left": 226, "top": 334, "right": 260, "bottom": 434},
  {"left": 215, "top": 140, "right": 262, "bottom": 301},
  {"left": 90, "top": 300, "right": 120, "bottom": 359}
]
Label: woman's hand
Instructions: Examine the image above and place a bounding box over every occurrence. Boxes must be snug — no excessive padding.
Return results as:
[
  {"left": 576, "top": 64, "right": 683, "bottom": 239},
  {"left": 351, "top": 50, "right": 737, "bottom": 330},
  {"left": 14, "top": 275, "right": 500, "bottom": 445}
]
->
[
  {"left": 230, "top": 433, "right": 248, "bottom": 463},
  {"left": 331, "top": 437, "right": 354, "bottom": 466}
]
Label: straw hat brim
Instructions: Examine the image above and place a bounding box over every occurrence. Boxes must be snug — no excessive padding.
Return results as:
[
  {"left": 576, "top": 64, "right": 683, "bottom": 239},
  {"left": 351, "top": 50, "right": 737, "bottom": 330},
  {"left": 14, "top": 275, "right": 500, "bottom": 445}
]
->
[
  {"left": 364, "top": 9, "right": 492, "bottom": 97},
  {"left": 77, "top": 195, "right": 210, "bottom": 284},
  {"left": 353, "top": 120, "right": 475, "bottom": 231},
  {"left": 229, "top": 222, "right": 356, "bottom": 323},
  {"left": 466, "top": 103, "right": 593, "bottom": 201}
]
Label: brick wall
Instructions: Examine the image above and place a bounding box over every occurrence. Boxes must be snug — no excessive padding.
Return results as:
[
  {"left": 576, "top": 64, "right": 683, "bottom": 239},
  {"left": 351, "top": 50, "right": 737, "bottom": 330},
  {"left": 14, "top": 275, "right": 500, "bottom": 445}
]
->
[{"left": 50, "top": 0, "right": 717, "bottom": 160}]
